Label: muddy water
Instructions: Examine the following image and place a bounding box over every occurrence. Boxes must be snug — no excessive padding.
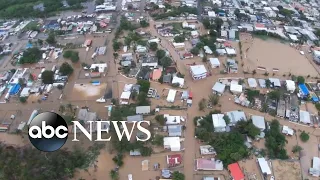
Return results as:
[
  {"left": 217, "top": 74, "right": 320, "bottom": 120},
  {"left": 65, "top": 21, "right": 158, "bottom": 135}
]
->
[{"left": 245, "top": 38, "right": 318, "bottom": 76}]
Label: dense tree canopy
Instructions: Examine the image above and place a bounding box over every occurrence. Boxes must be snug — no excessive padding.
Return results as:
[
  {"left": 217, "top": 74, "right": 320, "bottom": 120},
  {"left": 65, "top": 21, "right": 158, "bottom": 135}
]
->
[
  {"left": 0, "top": 0, "right": 87, "bottom": 18},
  {"left": 63, "top": 50, "right": 79, "bottom": 63},
  {"left": 20, "top": 47, "right": 42, "bottom": 64},
  {"left": 59, "top": 62, "right": 74, "bottom": 76},
  {"left": 42, "top": 70, "right": 54, "bottom": 84},
  {"left": 137, "top": 80, "right": 150, "bottom": 93},
  {"left": 265, "top": 120, "right": 288, "bottom": 159},
  {"left": 0, "top": 143, "right": 103, "bottom": 180},
  {"left": 149, "top": 42, "right": 158, "bottom": 51},
  {"left": 156, "top": 49, "right": 166, "bottom": 59}
]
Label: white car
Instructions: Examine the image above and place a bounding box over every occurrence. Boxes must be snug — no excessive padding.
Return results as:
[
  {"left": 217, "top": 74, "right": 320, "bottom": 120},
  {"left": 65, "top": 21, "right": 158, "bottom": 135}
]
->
[
  {"left": 300, "top": 51, "right": 305, "bottom": 55},
  {"left": 128, "top": 174, "right": 133, "bottom": 180}
]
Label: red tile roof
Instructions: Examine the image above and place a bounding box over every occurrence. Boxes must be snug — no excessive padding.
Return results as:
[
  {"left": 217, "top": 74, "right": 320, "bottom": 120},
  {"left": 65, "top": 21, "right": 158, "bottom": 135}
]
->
[
  {"left": 167, "top": 154, "right": 182, "bottom": 166},
  {"left": 228, "top": 163, "right": 244, "bottom": 180}
]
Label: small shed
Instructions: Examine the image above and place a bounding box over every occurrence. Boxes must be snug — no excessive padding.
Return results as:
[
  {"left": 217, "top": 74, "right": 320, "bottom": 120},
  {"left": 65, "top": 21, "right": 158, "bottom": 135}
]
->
[
  {"left": 212, "top": 114, "right": 227, "bottom": 132},
  {"left": 167, "top": 89, "right": 177, "bottom": 103},
  {"left": 230, "top": 84, "right": 243, "bottom": 94},
  {"left": 258, "top": 79, "right": 266, "bottom": 88},
  {"left": 285, "top": 80, "right": 296, "bottom": 93},
  {"left": 136, "top": 106, "right": 151, "bottom": 114},
  {"left": 168, "top": 125, "right": 182, "bottom": 136},
  {"left": 257, "top": 158, "right": 272, "bottom": 175},
  {"left": 269, "top": 78, "right": 281, "bottom": 87},
  {"left": 247, "top": 78, "right": 257, "bottom": 88},
  {"left": 172, "top": 76, "right": 185, "bottom": 88},
  {"left": 300, "top": 110, "right": 311, "bottom": 124},
  {"left": 209, "top": 58, "right": 220, "bottom": 68},
  {"left": 251, "top": 115, "right": 266, "bottom": 131},
  {"left": 212, "top": 82, "right": 226, "bottom": 95}
]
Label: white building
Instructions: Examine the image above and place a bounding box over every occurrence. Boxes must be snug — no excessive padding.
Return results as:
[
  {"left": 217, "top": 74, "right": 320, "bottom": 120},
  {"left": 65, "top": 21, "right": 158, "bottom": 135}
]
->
[
  {"left": 230, "top": 84, "right": 243, "bottom": 94},
  {"left": 282, "top": 126, "right": 294, "bottom": 136},
  {"left": 163, "top": 137, "right": 181, "bottom": 151},
  {"left": 204, "top": 46, "right": 213, "bottom": 54},
  {"left": 285, "top": 80, "right": 296, "bottom": 93},
  {"left": 167, "top": 89, "right": 177, "bottom": 103},
  {"left": 212, "top": 82, "right": 226, "bottom": 95},
  {"left": 164, "top": 114, "right": 183, "bottom": 125},
  {"left": 310, "top": 157, "right": 320, "bottom": 177},
  {"left": 247, "top": 78, "right": 257, "bottom": 88},
  {"left": 313, "top": 50, "right": 320, "bottom": 64},
  {"left": 300, "top": 110, "right": 311, "bottom": 124},
  {"left": 90, "top": 63, "right": 107, "bottom": 73},
  {"left": 226, "top": 111, "right": 247, "bottom": 126},
  {"left": 269, "top": 78, "right": 281, "bottom": 88},
  {"left": 173, "top": 42, "right": 185, "bottom": 49},
  {"left": 225, "top": 48, "right": 236, "bottom": 56},
  {"left": 120, "top": 91, "right": 131, "bottom": 104},
  {"left": 209, "top": 58, "right": 220, "bottom": 68},
  {"left": 257, "top": 158, "right": 272, "bottom": 175},
  {"left": 190, "top": 65, "right": 207, "bottom": 80},
  {"left": 172, "top": 76, "right": 185, "bottom": 88},
  {"left": 251, "top": 115, "right": 266, "bottom": 131},
  {"left": 212, "top": 114, "right": 227, "bottom": 132}
]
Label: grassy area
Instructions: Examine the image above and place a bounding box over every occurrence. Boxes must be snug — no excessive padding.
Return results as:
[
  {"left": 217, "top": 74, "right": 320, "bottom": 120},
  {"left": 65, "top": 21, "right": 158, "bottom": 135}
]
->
[{"left": 171, "top": 22, "right": 182, "bottom": 31}]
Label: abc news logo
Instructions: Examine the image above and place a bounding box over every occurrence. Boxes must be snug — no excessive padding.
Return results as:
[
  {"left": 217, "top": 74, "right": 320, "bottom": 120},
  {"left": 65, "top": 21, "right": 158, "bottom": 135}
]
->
[{"left": 28, "top": 112, "right": 151, "bottom": 152}]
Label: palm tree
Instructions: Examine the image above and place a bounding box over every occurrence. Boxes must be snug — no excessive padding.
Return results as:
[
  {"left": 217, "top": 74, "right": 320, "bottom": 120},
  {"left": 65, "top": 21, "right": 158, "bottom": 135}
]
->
[
  {"left": 66, "top": 103, "right": 73, "bottom": 112},
  {"left": 110, "top": 170, "right": 119, "bottom": 180},
  {"left": 208, "top": 94, "right": 219, "bottom": 106},
  {"left": 59, "top": 105, "right": 65, "bottom": 113}
]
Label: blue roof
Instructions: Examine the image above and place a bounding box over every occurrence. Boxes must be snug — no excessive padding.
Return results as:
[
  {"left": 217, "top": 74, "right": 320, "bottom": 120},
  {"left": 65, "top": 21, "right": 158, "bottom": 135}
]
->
[
  {"left": 9, "top": 84, "right": 20, "bottom": 95},
  {"left": 26, "top": 43, "right": 33, "bottom": 49},
  {"left": 312, "top": 95, "right": 319, "bottom": 102},
  {"left": 299, "top": 84, "right": 309, "bottom": 96}
]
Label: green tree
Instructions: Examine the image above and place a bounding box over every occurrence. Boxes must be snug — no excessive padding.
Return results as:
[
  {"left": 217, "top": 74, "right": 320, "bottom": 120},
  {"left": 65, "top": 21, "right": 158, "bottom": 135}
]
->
[
  {"left": 223, "top": 115, "right": 230, "bottom": 125},
  {"left": 297, "top": 76, "right": 305, "bottom": 84},
  {"left": 152, "top": 134, "right": 164, "bottom": 146},
  {"left": 292, "top": 145, "right": 303, "bottom": 153},
  {"left": 19, "top": 47, "right": 42, "bottom": 64},
  {"left": 140, "top": 20, "right": 149, "bottom": 27},
  {"left": 59, "top": 62, "right": 74, "bottom": 76},
  {"left": 140, "top": 146, "right": 152, "bottom": 156},
  {"left": 41, "top": 70, "right": 54, "bottom": 84},
  {"left": 198, "top": 98, "right": 206, "bottom": 111},
  {"left": 234, "top": 120, "right": 260, "bottom": 138},
  {"left": 155, "top": 115, "right": 166, "bottom": 125},
  {"left": 190, "top": 47, "right": 200, "bottom": 55},
  {"left": 63, "top": 50, "right": 73, "bottom": 58},
  {"left": 174, "top": 35, "right": 185, "bottom": 43},
  {"left": 137, "top": 80, "right": 150, "bottom": 93},
  {"left": 172, "top": 171, "right": 185, "bottom": 180},
  {"left": 110, "top": 170, "right": 119, "bottom": 180},
  {"left": 112, "top": 154, "right": 124, "bottom": 167},
  {"left": 95, "top": 0, "right": 104, "bottom": 5},
  {"left": 113, "top": 52, "right": 119, "bottom": 59},
  {"left": 19, "top": 97, "right": 27, "bottom": 103},
  {"left": 113, "top": 41, "right": 122, "bottom": 51},
  {"left": 214, "top": 17, "right": 223, "bottom": 32},
  {"left": 137, "top": 92, "right": 150, "bottom": 106},
  {"left": 300, "top": 131, "right": 309, "bottom": 142},
  {"left": 265, "top": 120, "right": 288, "bottom": 159},
  {"left": 208, "top": 94, "right": 219, "bottom": 106},
  {"left": 202, "top": 18, "right": 211, "bottom": 29},
  {"left": 156, "top": 49, "right": 166, "bottom": 59},
  {"left": 159, "top": 56, "right": 173, "bottom": 68},
  {"left": 149, "top": 42, "right": 158, "bottom": 51},
  {"left": 46, "top": 30, "right": 56, "bottom": 45},
  {"left": 267, "top": 90, "right": 281, "bottom": 101}
]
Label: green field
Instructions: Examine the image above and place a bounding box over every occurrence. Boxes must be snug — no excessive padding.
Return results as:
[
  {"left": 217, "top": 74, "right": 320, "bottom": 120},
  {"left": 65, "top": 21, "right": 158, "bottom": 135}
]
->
[{"left": 0, "top": 0, "right": 87, "bottom": 18}]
